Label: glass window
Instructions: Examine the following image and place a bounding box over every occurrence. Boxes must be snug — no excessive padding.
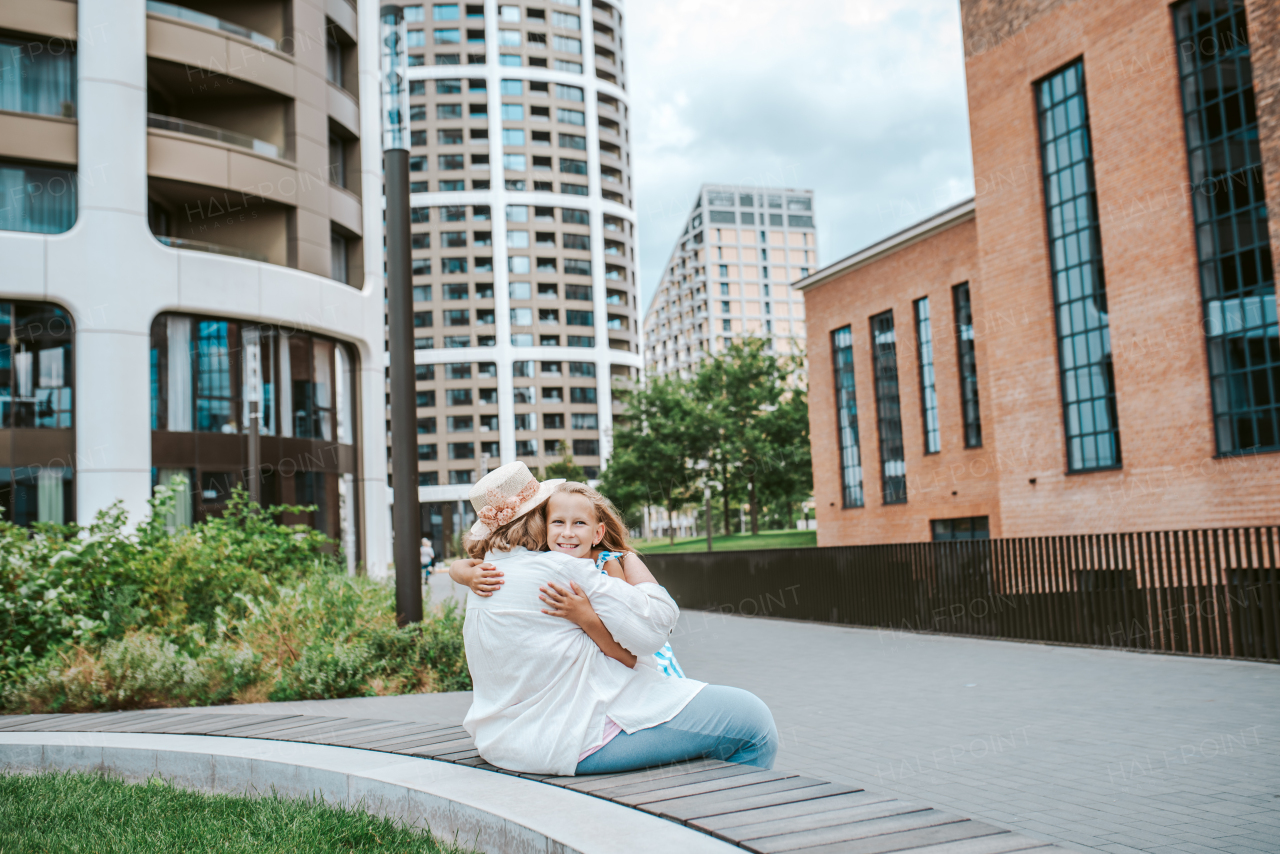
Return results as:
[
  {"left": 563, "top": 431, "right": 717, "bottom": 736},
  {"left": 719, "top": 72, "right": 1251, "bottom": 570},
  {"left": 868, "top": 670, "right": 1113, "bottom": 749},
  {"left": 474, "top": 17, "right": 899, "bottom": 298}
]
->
[
  {"left": 555, "top": 84, "right": 584, "bottom": 102},
  {"left": 559, "top": 133, "right": 586, "bottom": 149},
  {"left": 436, "top": 78, "right": 462, "bottom": 94},
  {"left": 502, "top": 128, "right": 525, "bottom": 145},
  {"left": 500, "top": 78, "right": 522, "bottom": 95},
  {"left": 1173, "top": 0, "right": 1276, "bottom": 454},
  {"left": 447, "top": 415, "right": 473, "bottom": 431},
  {"left": 572, "top": 412, "right": 597, "bottom": 429},
  {"left": 499, "top": 5, "right": 521, "bottom": 22},
  {"left": 0, "top": 160, "right": 76, "bottom": 234},
  {"left": 195, "top": 321, "right": 235, "bottom": 433},
  {"left": 569, "top": 361, "right": 595, "bottom": 377},
  {"left": 444, "top": 309, "right": 470, "bottom": 326},
  {"left": 0, "top": 36, "right": 76, "bottom": 119},
  {"left": 554, "top": 59, "right": 583, "bottom": 74},
  {"left": 562, "top": 208, "right": 588, "bottom": 224},
  {"left": 952, "top": 284, "right": 983, "bottom": 449},
  {"left": 0, "top": 300, "right": 74, "bottom": 430},
  {"left": 570, "top": 387, "right": 596, "bottom": 404},
  {"left": 504, "top": 154, "right": 527, "bottom": 171},
  {"left": 418, "top": 443, "right": 438, "bottom": 461},
  {"left": 510, "top": 281, "right": 531, "bottom": 299},
  {"left": 870, "top": 312, "right": 906, "bottom": 504},
  {"left": 498, "top": 29, "right": 521, "bottom": 46},
  {"left": 553, "top": 35, "right": 582, "bottom": 54},
  {"left": 1037, "top": 61, "right": 1120, "bottom": 470},
  {"left": 566, "top": 310, "right": 593, "bottom": 326},
  {"left": 556, "top": 108, "right": 585, "bottom": 126},
  {"left": 552, "top": 11, "right": 580, "bottom": 28},
  {"left": 432, "top": 4, "right": 458, "bottom": 20},
  {"left": 560, "top": 157, "right": 587, "bottom": 174},
  {"left": 831, "top": 326, "right": 864, "bottom": 508},
  {"left": 434, "top": 28, "right": 461, "bottom": 44},
  {"left": 914, "top": 297, "right": 940, "bottom": 454},
  {"left": 511, "top": 308, "right": 533, "bottom": 326},
  {"left": 418, "top": 416, "right": 437, "bottom": 433},
  {"left": 931, "top": 516, "right": 990, "bottom": 541}
]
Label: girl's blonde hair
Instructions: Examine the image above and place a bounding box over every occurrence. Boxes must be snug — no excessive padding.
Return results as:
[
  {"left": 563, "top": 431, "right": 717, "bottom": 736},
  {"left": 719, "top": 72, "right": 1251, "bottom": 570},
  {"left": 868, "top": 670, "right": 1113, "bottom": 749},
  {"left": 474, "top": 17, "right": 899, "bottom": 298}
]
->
[
  {"left": 464, "top": 506, "right": 548, "bottom": 558},
  {"left": 549, "top": 482, "right": 631, "bottom": 552}
]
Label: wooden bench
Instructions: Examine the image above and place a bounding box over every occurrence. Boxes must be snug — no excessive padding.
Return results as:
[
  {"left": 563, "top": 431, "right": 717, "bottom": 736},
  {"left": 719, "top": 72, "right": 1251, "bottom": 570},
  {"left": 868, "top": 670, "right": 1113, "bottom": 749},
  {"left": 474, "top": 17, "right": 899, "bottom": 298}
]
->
[{"left": 0, "top": 712, "right": 1067, "bottom": 854}]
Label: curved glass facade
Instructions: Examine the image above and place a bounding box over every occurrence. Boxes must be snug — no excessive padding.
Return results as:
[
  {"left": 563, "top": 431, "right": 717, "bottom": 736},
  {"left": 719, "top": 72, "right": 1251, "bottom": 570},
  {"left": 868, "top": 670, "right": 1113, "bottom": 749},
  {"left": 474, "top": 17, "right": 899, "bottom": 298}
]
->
[
  {"left": 0, "top": 300, "right": 75, "bottom": 525},
  {"left": 149, "top": 314, "right": 359, "bottom": 551}
]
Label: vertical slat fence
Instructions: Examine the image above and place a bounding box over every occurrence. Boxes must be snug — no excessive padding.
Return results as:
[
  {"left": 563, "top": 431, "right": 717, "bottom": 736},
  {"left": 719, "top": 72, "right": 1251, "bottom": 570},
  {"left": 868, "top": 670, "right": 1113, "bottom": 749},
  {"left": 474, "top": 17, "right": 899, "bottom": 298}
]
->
[{"left": 646, "top": 525, "right": 1280, "bottom": 663}]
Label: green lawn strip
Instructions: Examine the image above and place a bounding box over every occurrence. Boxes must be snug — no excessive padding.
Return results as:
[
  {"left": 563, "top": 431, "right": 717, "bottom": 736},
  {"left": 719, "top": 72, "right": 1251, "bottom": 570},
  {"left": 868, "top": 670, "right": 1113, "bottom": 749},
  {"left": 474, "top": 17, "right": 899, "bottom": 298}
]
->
[
  {"left": 0, "top": 771, "right": 475, "bottom": 854},
  {"left": 635, "top": 530, "right": 817, "bottom": 554}
]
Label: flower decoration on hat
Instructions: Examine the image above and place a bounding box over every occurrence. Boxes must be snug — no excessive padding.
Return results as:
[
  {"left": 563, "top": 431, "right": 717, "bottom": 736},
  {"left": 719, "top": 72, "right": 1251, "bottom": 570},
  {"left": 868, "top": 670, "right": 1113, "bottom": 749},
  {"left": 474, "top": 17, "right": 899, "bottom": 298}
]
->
[{"left": 477, "top": 480, "right": 539, "bottom": 530}]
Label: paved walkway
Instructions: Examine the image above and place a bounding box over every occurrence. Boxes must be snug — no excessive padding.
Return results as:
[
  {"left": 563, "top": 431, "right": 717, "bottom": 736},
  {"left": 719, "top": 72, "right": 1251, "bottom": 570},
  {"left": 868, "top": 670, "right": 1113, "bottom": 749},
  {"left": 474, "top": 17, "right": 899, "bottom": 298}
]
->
[{"left": 191, "top": 578, "right": 1280, "bottom": 854}]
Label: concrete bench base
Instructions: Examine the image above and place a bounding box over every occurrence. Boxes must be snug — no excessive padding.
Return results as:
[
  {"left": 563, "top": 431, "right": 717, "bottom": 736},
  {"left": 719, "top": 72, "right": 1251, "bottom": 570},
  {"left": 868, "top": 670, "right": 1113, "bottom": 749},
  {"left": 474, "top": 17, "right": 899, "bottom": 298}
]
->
[{"left": 0, "top": 731, "right": 737, "bottom": 854}]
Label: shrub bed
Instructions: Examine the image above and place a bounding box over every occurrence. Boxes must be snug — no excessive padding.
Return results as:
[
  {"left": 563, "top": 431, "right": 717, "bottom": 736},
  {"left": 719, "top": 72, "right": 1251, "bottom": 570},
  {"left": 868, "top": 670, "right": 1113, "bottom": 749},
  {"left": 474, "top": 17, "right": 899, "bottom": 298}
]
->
[{"left": 0, "top": 487, "right": 468, "bottom": 713}]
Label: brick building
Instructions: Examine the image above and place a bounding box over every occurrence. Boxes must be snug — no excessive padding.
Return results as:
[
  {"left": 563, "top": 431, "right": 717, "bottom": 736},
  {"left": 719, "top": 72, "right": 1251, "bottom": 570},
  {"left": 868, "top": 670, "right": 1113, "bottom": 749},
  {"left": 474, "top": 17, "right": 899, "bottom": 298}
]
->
[{"left": 801, "top": 0, "right": 1280, "bottom": 546}]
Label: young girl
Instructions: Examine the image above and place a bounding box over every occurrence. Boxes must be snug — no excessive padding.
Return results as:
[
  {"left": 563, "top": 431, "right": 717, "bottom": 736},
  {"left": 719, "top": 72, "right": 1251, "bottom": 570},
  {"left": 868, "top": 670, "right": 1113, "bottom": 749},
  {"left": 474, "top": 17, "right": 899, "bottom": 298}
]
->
[
  {"left": 452, "top": 482, "right": 685, "bottom": 678},
  {"left": 543, "top": 482, "right": 685, "bottom": 679}
]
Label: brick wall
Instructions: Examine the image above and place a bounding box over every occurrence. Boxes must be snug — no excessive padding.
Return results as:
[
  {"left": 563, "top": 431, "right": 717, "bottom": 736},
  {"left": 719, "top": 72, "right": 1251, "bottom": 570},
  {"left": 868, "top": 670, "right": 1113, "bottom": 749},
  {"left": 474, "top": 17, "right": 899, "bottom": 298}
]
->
[
  {"left": 806, "top": 0, "right": 1280, "bottom": 546},
  {"left": 805, "top": 216, "right": 1003, "bottom": 546}
]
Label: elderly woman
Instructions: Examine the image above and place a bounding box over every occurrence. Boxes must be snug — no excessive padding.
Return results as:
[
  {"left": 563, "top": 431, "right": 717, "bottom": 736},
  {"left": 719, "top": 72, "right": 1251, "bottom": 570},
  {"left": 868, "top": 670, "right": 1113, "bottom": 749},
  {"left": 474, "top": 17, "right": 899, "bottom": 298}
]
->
[{"left": 452, "top": 462, "right": 777, "bottom": 777}]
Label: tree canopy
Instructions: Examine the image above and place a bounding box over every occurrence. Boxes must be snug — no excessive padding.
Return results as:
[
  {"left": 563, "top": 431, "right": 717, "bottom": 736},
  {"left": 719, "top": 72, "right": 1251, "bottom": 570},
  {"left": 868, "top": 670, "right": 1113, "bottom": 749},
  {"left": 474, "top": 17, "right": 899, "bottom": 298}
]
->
[{"left": 600, "top": 339, "right": 812, "bottom": 540}]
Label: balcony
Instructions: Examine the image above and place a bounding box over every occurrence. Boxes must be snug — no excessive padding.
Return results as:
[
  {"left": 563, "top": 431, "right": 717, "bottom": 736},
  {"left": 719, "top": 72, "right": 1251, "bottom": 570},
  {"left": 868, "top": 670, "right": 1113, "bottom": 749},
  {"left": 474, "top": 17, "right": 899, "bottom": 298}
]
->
[
  {"left": 147, "top": 113, "right": 281, "bottom": 159},
  {"left": 155, "top": 235, "right": 268, "bottom": 262},
  {"left": 146, "top": 1, "right": 294, "bottom": 97},
  {"left": 146, "top": 0, "right": 278, "bottom": 50}
]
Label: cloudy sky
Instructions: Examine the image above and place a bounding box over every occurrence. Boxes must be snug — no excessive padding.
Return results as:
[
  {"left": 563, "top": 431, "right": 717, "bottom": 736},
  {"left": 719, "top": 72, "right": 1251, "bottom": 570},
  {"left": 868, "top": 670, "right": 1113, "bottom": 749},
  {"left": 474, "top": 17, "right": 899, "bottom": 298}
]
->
[{"left": 626, "top": 0, "right": 976, "bottom": 312}]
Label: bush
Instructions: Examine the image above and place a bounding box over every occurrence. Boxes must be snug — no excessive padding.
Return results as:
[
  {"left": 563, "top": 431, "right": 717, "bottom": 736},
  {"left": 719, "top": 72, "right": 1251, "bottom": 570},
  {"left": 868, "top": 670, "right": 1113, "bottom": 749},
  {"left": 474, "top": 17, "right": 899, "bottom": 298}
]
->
[{"left": 0, "top": 487, "right": 469, "bottom": 713}]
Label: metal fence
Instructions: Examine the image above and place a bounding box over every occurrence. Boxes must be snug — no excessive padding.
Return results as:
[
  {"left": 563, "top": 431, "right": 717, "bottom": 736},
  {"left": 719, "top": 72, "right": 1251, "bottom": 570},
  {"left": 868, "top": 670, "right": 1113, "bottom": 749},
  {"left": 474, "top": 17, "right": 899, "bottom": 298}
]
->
[{"left": 644, "top": 526, "right": 1280, "bottom": 662}]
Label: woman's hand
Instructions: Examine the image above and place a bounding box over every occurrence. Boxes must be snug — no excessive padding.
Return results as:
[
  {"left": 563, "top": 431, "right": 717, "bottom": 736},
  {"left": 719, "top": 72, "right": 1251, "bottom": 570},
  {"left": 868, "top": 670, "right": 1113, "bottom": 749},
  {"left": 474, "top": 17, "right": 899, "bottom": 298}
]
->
[
  {"left": 450, "top": 559, "right": 505, "bottom": 596},
  {"left": 539, "top": 581, "right": 595, "bottom": 628}
]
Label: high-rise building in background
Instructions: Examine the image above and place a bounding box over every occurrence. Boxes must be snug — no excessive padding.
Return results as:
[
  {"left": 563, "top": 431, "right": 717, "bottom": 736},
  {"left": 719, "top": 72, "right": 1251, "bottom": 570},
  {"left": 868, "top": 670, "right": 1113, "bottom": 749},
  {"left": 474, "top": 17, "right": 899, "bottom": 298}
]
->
[
  {"left": 381, "top": 0, "right": 640, "bottom": 547},
  {"left": 0, "top": 0, "right": 390, "bottom": 572},
  {"left": 643, "top": 185, "right": 816, "bottom": 378}
]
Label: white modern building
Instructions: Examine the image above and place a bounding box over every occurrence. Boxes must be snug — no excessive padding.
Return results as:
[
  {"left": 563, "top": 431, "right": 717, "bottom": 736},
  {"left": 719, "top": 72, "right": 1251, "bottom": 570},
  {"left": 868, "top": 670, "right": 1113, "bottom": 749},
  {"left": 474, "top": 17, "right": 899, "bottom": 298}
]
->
[
  {"left": 644, "top": 184, "right": 816, "bottom": 378},
  {"left": 0, "top": 0, "right": 392, "bottom": 575},
  {"left": 378, "top": 0, "right": 640, "bottom": 544}
]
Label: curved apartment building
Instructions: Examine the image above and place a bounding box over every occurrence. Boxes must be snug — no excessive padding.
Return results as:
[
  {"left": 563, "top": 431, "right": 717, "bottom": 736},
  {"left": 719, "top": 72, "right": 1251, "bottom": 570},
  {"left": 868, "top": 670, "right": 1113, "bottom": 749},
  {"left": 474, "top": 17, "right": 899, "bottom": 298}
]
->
[
  {"left": 382, "top": 0, "right": 639, "bottom": 536},
  {"left": 0, "top": 0, "right": 390, "bottom": 573}
]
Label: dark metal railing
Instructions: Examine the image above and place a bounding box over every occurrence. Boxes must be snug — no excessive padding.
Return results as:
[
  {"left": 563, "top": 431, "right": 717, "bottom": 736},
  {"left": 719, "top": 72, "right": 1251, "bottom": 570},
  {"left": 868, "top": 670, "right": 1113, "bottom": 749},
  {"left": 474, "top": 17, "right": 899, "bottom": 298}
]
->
[{"left": 644, "top": 526, "right": 1280, "bottom": 662}]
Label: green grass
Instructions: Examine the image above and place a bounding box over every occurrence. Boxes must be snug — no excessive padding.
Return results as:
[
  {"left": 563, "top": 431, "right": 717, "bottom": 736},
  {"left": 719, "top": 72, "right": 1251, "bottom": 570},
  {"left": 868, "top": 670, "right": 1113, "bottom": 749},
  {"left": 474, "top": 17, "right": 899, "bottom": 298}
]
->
[
  {"left": 0, "top": 771, "right": 474, "bottom": 854},
  {"left": 634, "top": 529, "right": 817, "bottom": 554}
]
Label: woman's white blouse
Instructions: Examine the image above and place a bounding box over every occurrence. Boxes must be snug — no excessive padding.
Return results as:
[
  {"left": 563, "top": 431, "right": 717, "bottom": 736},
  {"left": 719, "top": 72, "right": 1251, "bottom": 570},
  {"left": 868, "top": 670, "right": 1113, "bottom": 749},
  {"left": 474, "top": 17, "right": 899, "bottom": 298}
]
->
[{"left": 461, "top": 547, "right": 706, "bottom": 775}]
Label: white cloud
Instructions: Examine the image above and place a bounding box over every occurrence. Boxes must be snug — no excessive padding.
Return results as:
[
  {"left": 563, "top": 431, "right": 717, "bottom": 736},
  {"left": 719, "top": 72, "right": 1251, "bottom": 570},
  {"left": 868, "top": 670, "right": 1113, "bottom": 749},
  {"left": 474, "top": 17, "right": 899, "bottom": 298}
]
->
[{"left": 626, "top": 0, "right": 975, "bottom": 311}]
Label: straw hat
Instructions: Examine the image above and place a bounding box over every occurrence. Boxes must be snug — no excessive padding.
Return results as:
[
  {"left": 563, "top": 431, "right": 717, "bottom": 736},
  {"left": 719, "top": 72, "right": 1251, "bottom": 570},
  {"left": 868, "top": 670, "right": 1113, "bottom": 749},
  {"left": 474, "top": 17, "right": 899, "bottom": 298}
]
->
[{"left": 468, "top": 461, "right": 564, "bottom": 537}]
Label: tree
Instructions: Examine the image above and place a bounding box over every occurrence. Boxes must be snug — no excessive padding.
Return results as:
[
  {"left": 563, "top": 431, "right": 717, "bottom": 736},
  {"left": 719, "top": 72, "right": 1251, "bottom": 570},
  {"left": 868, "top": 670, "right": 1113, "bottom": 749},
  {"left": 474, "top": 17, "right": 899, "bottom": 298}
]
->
[
  {"left": 544, "top": 442, "right": 586, "bottom": 482},
  {"left": 601, "top": 339, "right": 812, "bottom": 542},
  {"left": 693, "top": 339, "right": 806, "bottom": 535},
  {"left": 598, "top": 375, "right": 707, "bottom": 544}
]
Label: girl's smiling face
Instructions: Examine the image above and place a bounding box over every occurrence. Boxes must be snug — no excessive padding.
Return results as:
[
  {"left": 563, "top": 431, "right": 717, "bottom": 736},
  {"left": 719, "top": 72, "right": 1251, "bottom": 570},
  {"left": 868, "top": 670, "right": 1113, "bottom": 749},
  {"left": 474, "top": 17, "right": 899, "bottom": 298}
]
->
[{"left": 546, "top": 492, "right": 604, "bottom": 558}]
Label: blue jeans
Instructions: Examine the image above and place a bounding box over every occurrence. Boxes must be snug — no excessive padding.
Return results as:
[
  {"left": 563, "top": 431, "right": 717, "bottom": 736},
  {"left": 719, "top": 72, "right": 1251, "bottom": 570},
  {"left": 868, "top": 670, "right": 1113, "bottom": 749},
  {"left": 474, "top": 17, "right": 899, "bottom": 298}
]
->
[{"left": 575, "top": 685, "right": 778, "bottom": 775}]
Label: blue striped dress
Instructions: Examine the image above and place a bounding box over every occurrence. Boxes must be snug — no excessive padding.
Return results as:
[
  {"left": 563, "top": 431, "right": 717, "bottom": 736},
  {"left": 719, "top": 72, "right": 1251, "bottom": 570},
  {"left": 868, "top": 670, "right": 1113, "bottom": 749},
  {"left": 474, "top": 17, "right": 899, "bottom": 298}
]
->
[{"left": 595, "top": 551, "right": 685, "bottom": 679}]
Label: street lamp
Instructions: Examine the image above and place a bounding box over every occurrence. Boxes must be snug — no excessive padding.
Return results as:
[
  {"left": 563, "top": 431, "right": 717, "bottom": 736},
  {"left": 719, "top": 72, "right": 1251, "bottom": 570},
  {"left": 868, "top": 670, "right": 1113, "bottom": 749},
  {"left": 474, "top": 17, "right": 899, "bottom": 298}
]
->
[{"left": 381, "top": 5, "right": 421, "bottom": 625}]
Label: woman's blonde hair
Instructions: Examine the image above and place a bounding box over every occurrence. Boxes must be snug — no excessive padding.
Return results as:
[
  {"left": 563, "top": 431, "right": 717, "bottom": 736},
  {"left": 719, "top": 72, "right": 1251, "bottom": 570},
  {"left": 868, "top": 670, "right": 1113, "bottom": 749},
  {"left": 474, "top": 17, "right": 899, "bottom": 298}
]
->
[
  {"left": 464, "top": 506, "right": 548, "bottom": 558},
  {"left": 549, "top": 482, "right": 631, "bottom": 552}
]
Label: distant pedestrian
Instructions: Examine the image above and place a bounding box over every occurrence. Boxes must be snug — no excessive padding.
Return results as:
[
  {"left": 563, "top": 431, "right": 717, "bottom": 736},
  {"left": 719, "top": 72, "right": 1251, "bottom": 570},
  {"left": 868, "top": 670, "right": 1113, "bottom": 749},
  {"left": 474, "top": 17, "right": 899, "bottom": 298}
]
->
[{"left": 420, "top": 536, "right": 435, "bottom": 580}]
